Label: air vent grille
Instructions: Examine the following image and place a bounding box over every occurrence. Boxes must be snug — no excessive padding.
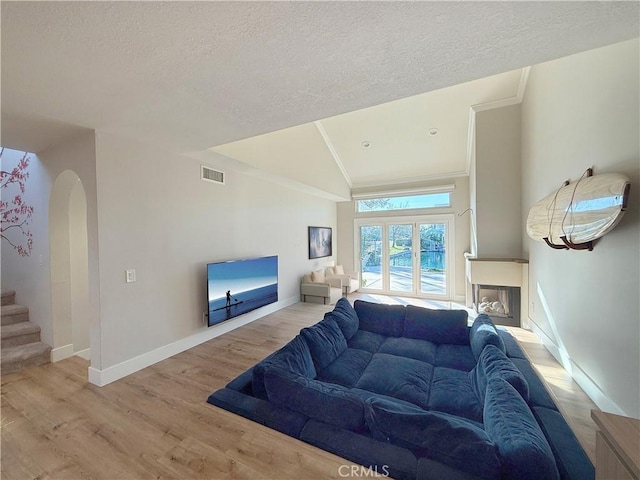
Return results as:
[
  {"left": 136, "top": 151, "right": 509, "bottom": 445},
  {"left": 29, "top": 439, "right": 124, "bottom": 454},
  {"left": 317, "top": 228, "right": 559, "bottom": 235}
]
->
[{"left": 201, "top": 165, "right": 225, "bottom": 185}]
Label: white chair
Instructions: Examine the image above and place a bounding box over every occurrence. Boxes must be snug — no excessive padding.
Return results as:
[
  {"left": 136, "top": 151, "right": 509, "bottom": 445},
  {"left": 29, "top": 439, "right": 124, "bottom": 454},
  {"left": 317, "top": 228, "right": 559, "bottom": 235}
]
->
[
  {"left": 300, "top": 270, "right": 342, "bottom": 304},
  {"left": 325, "top": 265, "right": 360, "bottom": 296}
]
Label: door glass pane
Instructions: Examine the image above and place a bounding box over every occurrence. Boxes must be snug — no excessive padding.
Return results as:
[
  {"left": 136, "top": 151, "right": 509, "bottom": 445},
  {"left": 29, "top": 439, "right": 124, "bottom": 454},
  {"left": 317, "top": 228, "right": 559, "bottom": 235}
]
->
[
  {"left": 360, "top": 225, "right": 382, "bottom": 290},
  {"left": 419, "top": 223, "right": 446, "bottom": 296},
  {"left": 389, "top": 224, "right": 413, "bottom": 292}
]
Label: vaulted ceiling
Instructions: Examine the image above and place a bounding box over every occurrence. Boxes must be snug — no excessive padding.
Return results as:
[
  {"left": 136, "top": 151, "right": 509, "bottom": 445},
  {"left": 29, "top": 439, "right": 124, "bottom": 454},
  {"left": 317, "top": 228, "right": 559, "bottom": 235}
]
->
[{"left": 2, "top": 2, "right": 638, "bottom": 199}]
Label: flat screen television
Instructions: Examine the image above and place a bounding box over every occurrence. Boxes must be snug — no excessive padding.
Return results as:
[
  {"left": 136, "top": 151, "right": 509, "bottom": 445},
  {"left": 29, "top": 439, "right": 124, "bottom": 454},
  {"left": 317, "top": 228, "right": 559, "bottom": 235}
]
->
[{"left": 207, "top": 255, "right": 278, "bottom": 327}]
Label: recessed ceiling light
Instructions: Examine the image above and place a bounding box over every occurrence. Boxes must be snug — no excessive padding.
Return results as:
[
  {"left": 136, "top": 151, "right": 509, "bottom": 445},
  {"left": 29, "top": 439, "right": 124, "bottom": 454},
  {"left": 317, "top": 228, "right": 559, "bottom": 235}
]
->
[
  {"left": 361, "top": 141, "right": 371, "bottom": 148},
  {"left": 428, "top": 128, "right": 439, "bottom": 136}
]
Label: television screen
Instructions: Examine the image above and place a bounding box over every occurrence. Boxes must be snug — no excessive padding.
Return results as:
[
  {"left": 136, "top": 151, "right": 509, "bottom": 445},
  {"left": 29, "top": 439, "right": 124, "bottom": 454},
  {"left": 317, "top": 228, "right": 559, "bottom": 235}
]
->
[{"left": 207, "top": 255, "right": 278, "bottom": 327}]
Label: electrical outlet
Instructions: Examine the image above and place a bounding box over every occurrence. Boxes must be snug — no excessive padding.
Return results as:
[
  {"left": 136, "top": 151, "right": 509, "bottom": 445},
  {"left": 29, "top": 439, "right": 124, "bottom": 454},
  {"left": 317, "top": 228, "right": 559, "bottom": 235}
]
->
[
  {"left": 125, "top": 269, "right": 136, "bottom": 283},
  {"left": 202, "top": 312, "right": 207, "bottom": 324}
]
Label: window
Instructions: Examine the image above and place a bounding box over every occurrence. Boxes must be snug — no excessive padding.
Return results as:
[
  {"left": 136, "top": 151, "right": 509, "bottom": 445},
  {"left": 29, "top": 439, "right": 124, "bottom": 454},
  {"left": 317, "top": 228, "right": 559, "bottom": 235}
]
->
[{"left": 356, "top": 192, "right": 451, "bottom": 213}]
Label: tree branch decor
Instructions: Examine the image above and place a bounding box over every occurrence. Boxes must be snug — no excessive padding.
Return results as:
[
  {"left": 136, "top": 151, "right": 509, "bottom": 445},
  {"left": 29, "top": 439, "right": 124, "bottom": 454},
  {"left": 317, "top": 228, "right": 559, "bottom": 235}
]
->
[{"left": 0, "top": 148, "right": 34, "bottom": 257}]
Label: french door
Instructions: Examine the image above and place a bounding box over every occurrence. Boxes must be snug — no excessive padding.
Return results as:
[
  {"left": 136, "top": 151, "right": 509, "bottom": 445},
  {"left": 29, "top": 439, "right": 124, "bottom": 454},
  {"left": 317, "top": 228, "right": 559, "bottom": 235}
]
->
[{"left": 355, "top": 215, "right": 453, "bottom": 299}]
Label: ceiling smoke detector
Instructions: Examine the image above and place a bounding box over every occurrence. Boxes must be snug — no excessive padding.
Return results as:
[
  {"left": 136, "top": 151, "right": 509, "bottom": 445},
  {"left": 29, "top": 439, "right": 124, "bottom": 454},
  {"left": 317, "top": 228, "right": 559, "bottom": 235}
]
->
[
  {"left": 428, "top": 128, "right": 439, "bottom": 136},
  {"left": 361, "top": 141, "right": 371, "bottom": 148}
]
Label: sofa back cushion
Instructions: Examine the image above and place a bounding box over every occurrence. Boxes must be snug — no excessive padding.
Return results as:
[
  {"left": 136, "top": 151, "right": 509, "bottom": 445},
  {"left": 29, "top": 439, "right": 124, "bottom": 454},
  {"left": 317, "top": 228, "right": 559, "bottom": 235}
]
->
[
  {"left": 264, "top": 368, "right": 365, "bottom": 431},
  {"left": 327, "top": 298, "right": 359, "bottom": 340},
  {"left": 364, "top": 397, "right": 502, "bottom": 480},
  {"left": 470, "top": 314, "right": 506, "bottom": 360},
  {"left": 483, "top": 377, "right": 559, "bottom": 480},
  {"left": 301, "top": 317, "right": 348, "bottom": 370},
  {"left": 469, "top": 344, "right": 529, "bottom": 403},
  {"left": 252, "top": 335, "right": 317, "bottom": 400},
  {"left": 403, "top": 306, "right": 468, "bottom": 345},
  {"left": 354, "top": 300, "right": 405, "bottom": 337}
]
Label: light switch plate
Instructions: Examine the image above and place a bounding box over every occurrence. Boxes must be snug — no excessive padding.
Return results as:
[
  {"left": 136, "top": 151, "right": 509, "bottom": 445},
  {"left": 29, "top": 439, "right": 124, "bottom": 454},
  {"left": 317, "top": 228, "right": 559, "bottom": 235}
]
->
[{"left": 125, "top": 269, "right": 136, "bottom": 283}]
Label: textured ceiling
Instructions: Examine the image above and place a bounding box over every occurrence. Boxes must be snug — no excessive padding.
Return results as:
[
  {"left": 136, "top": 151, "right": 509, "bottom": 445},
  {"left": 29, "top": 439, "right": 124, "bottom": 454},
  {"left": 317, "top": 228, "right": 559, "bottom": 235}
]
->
[
  {"left": 213, "top": 68, "right": 524, "bottom": 190},
  {"left": 2, "top": 2, "right": 638, "bottom": 196}
]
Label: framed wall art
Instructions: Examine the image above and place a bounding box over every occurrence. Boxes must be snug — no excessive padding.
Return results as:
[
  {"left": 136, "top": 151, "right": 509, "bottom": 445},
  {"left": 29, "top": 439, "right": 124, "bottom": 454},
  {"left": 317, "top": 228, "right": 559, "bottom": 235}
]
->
[{"left": 308, "top": 226, "right": 332, "bottom": 259}]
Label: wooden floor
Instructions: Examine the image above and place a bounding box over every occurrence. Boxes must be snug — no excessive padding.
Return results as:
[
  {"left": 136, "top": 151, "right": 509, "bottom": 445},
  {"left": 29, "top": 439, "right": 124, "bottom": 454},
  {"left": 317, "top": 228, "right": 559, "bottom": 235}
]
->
[{"left": 1, "top": 296, "right": 599, "bottom": 479}]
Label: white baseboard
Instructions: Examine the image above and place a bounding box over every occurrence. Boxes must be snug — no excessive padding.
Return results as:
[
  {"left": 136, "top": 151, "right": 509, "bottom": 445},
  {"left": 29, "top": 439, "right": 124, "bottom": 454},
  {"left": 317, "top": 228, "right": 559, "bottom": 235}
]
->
[
  {"left": 88, "top": 295, "right": 299, "bottom": 387},
  {"left": 74, "top": 348, "right": 91, "bottom": 360},
  {"left": 528, "top": 318, "right": 626, "bottom": 416},
  {"left": 51, "top": 344, "right": 74, "bottom": 362}
]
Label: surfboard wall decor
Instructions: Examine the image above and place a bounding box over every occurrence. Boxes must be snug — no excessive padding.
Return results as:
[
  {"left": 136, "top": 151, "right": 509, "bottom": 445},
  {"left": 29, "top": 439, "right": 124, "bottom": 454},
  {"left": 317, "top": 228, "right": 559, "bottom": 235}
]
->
[{"left": 526, "top": 168, "right": 630, "bottom": 251}]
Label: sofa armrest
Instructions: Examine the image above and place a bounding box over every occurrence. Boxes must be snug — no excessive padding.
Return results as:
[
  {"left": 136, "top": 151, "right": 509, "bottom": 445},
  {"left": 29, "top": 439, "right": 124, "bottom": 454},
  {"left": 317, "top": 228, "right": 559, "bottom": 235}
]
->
[
  {"left": 301, "top": 282, "right": 331, "bottom": 297},
  {"left": 326, "top": 273, "right": 359, "bottom": 287},
  {"left": 324, "top": 276, "right": 344, "bottom": 289}
]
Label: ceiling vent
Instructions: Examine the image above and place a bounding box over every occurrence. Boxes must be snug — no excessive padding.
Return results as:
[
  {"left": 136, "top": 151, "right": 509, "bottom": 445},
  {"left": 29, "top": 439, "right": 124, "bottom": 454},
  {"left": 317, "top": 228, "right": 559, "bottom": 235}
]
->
[{"left": 201, "top": 165, "right": 225, "bottom": 185}]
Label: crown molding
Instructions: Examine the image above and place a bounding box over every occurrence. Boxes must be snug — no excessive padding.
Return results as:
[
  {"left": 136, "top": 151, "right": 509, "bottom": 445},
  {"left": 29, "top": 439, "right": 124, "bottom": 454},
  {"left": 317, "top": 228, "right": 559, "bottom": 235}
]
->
[{"left": 351, "top": 170, "right": 468, "bottom": 191}]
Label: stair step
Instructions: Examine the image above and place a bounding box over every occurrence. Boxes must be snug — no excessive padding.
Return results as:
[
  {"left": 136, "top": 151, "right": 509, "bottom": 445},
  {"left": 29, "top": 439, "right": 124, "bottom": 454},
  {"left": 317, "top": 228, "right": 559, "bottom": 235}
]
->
[
  {"left": 1, "top": 304, "right": 29, "bottom": 326},
  {"left": 1, "top": 289, "right": 16, "bottom": 306},
  {"left": 1, "top": 342, "right": 51, "bottom": 375},
  {"left": 1, "top": 321, "right": 41, "bottom": 348}
]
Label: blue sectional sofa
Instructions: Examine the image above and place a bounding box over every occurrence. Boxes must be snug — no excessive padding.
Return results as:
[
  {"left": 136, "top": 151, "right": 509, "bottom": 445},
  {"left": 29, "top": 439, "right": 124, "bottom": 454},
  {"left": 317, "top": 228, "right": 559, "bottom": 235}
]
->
[{"left": 207, "top": 298, "right": 593, "bottom": 480}]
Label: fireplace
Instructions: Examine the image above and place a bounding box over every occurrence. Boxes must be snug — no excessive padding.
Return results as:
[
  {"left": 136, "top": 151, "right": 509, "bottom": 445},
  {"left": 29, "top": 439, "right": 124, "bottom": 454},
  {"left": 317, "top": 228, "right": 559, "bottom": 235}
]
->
[
  {"left": 465, "top": 256, "right": 528, "bottom": 328},
  {"left": 472, "top": 284, "right": 521, "bottom": 327}
]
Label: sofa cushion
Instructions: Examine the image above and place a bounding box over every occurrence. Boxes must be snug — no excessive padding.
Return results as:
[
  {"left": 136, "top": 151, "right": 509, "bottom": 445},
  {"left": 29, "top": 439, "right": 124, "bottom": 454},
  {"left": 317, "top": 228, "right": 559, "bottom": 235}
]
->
[
  {"left": 317, "top": 348, "right": 373, "bottom": 388},
  {"left": 347, "top": 330, "right": 387, "bottom": 353},
  {"left": 403, "top": 305, "right": 469, "bottom": 345},
  {"left": 300, "top": 419, "right": 418, "bottom": 480},
  {"left": 264, "top": 368, "right": 365, "bottom": 431},
  {"left": 355, "top": 353, "right": 433, "bottom": 409},
  {"left": 365, "top": 397, "right": 502, "bottom": 480},
  {"left": 511, "top": 358, "right": 558, "bottom": 410},
  {"left": 354, "top": 300, "right": 405, "bottom": 337},
  {"left": 378, "top": 337, "right": 438, "bottom": 364},
  {"left": 429, "top": 367, "right": 483, "bottom": 424},
  {"left": 469, "top": 315, "right": 506, "bottom": 360},
  {"left": 328, "top": 297, "right": 359, "bottom": 340},
  {"left": 434, "top": 344, "right": 477, "bottom": 371},
  {"left": 483, "top": 377, "right": 559, "bottom": 480},
  {"left": 252, "top": 335, "right": 316, "bottom": 400},
  {"left": 470, "top": 345, "right": 529, "bottom": 403},
  {"left": 499, "top": 330, "right": 528, "bottom": 359},
  {"left": 301, "top": 317, "right": 347, "bottom": 370}
]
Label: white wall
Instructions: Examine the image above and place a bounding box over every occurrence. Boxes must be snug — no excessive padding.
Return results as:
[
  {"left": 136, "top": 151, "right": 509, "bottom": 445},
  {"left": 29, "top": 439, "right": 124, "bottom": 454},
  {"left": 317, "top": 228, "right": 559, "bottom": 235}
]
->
[
  {"left": 42, "top": 133, "right": 101, "bottom": 364},
  {"left": 92, "top": 132, "right": 337, "bottom": 379},
  {"left": 521, "top": 39, "right": 640, "bottom": 417},
  {"left": 69, "top": 181, "right": 90, "bottom": 354},
  {"left": 475, "top": 104, "right": 522, "bottom": 258},
  {"left": 0, "top": 148, "right": 52, "bottom": 340},
  {"left": 337, "top": 176, "right": 471, "bottom": 301}
]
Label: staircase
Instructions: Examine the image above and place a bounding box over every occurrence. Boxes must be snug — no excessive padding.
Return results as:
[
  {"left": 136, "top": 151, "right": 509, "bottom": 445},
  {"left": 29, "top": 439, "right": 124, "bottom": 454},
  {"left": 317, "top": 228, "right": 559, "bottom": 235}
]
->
[{"left": 1, "top": 289, "right": 51, "bottom": 375}]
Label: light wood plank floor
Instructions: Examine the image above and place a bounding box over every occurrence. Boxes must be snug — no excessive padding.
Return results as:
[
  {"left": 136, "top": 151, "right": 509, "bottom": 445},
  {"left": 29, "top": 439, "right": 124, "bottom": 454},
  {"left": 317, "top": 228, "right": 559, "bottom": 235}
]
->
[{"left": 1, "top": 297, "right": 598, "bottom": 479}]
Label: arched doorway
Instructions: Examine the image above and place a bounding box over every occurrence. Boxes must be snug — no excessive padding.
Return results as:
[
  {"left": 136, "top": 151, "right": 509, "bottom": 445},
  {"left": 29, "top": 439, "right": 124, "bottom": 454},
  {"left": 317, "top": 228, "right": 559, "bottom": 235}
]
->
[{"left": 49, "top": 170, "right": 90, "bottom": 361}]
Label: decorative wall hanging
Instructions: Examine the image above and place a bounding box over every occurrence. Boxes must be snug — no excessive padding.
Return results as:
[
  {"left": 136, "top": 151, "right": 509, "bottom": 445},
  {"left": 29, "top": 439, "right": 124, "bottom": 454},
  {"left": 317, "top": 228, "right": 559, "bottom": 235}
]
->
[
  {"left": 526, "top": 168, "right": 630, "bottom": 251},
  {"left": 308, "top": 226, "right": 332, "bottom": 259},
  {"left": 0, "top": 148, "right": 34, "bottom": 257}
]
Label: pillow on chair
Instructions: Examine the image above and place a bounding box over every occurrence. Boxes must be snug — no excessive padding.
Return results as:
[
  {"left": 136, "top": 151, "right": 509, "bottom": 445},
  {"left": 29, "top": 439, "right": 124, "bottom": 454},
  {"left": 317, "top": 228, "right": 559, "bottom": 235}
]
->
[
  {"left": 334, "top": 265, "right": 345, "bottom": 275},
  {"left": 311, "top": 269, "right": 325, "bottom": 283}
]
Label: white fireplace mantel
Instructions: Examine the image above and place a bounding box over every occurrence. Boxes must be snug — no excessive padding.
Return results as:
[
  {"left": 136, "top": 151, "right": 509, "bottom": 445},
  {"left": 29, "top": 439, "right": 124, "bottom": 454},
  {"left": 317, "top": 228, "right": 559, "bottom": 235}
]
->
[{"left": 465, "top": 255, "right": 528, "bottom": 287}]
